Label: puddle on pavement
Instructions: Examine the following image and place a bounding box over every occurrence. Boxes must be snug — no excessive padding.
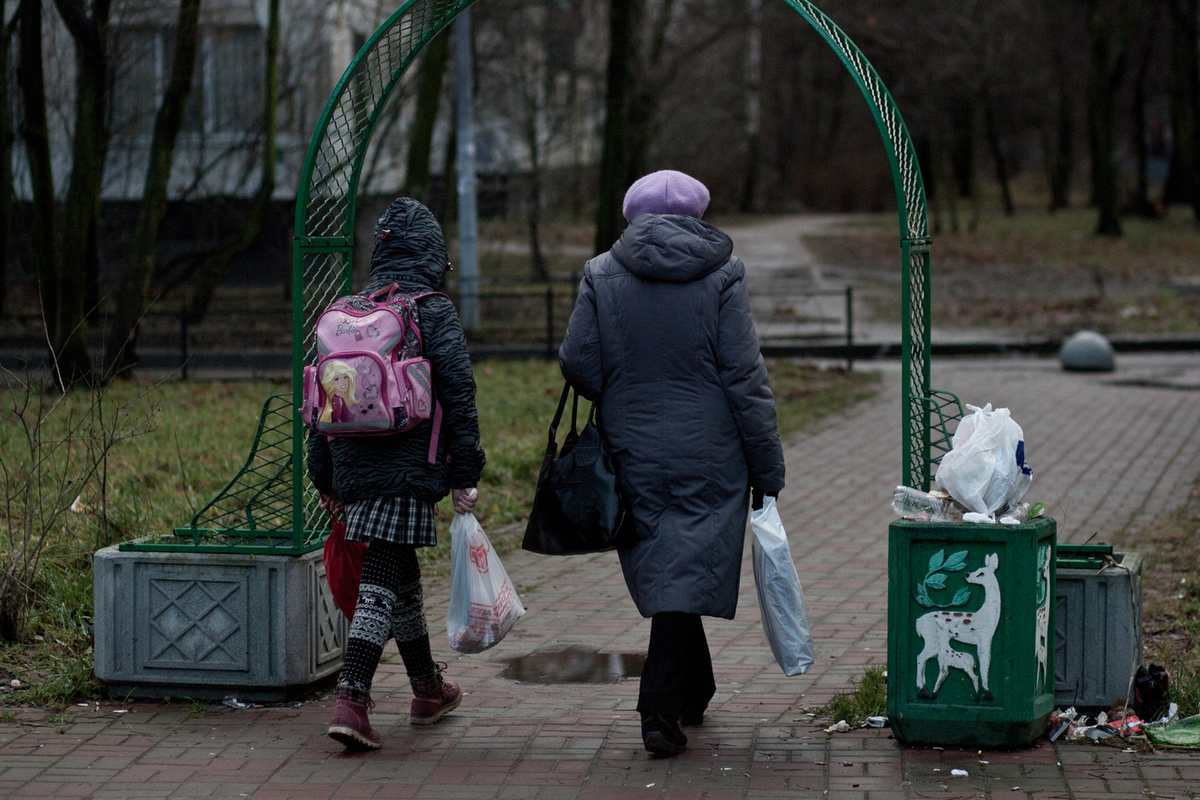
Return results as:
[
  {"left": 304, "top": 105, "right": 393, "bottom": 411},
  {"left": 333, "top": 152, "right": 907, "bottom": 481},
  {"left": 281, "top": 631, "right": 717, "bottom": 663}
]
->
[{"left": 500, "top": 650, "right": 646, "bottom": 684}]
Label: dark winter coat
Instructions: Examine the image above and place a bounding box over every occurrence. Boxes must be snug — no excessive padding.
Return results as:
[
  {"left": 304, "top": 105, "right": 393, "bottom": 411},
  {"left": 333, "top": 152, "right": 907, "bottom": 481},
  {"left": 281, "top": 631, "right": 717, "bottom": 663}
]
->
[
  {"left": 307, "top": 198, "right": 486, "bottom": 504},
  {"left": 559, "top": 214, "right": 785, "bottom": 619}
]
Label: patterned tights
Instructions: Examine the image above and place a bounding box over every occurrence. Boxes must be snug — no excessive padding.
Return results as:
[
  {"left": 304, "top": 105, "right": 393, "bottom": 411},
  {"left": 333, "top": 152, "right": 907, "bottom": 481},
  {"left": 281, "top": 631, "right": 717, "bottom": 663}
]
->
[{"left": 338, "top": 540, "right": 436, "bottom": 694}]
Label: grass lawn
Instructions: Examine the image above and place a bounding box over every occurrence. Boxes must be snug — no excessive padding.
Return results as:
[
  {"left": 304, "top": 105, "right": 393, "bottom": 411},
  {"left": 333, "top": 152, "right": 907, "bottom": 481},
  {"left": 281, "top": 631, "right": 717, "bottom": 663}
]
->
[
  {"left": 805, "top": 207, "right": 1200, "bottom": 338},
  {"left": 0, "top": 358, "right": 878, "bottom": 706},
  {"left": 1124, "top": 480, "right": 1200, "bottom": 719}
]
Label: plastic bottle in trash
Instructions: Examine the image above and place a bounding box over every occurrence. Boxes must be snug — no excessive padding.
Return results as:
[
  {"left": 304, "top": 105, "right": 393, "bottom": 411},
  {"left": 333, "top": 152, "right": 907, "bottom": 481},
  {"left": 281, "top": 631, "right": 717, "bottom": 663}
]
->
[
  {"left": 891, "top": 486, "right": 965, "bottom": 523},
  {"left": 998, "top": 502, "right": 1030, "bottom": 524}
]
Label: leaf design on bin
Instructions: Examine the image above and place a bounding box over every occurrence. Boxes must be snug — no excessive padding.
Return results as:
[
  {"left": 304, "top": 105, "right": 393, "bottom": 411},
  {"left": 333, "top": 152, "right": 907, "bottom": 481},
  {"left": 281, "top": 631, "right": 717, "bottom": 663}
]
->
[
  {"left": 915, "top": 549, "right": 972, "bottom": 608},
  {"left": 943, "top": 551, "right": 967, "bottom": 572}
]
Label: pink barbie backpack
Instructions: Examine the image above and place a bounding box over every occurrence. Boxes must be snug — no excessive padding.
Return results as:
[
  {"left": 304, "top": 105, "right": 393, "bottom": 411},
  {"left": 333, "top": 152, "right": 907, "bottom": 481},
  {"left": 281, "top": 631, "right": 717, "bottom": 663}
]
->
[{"left": 302, "top": 284, "right": 446, "bottom": 462}]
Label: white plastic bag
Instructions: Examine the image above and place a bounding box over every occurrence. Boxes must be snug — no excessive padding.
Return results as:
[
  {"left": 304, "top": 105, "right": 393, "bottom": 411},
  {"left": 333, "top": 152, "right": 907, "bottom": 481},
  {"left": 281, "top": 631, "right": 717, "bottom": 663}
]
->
[
  {"left": 934, "top": 403, "right": 1033, "bottom": 516},
  {"left": 447, "top": 512, "right": 525, "bottom": 654},
  {"left": 750, "top": 497, "right": 815, "bottom": 676}
]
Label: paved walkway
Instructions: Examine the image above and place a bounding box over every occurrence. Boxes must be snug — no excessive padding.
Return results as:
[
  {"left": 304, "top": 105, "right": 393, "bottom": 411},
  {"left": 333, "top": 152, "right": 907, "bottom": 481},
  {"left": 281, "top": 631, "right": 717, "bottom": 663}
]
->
[{"left": 4, "top": 353, "right": 1200, "bottom": 798}]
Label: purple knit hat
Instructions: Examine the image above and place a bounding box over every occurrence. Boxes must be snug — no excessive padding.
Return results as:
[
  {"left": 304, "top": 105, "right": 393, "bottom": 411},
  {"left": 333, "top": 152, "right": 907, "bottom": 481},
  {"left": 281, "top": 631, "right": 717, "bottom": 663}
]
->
[{"left": 622, "top": 170, "right": 710, "bottom": 221}]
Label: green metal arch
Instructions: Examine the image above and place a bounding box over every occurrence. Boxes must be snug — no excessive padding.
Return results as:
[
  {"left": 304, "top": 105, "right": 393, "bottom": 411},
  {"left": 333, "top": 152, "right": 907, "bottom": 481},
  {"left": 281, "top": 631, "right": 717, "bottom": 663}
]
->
[
  {"left": 173, "top": 0, "right": 950, "bottom": 553},
  {"left": 292, "top": 0, "right": 940, "bottom": 489}
]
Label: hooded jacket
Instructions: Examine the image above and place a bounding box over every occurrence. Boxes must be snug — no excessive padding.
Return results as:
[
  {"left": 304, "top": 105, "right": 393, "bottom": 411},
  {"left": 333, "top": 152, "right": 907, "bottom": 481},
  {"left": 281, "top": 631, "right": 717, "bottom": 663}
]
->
[
  {"left": 307, "top": 198, "right": 486, "bottom": 505},
  {"left": 559, "top": 213, "right": 785, "bottom": 619}
]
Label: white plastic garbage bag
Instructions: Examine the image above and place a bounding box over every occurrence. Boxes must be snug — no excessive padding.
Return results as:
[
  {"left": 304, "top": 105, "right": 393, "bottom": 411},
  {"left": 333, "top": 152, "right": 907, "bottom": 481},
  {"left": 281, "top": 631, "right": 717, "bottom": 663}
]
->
[
  {"left": 447, "top": 512, "right": 525, "bottom": 653},
  {"left": 934, "top": 403, "right": 1033, "bottom": 516},
  {"left": 750, "top": 497, "right": 815, "bottom": 676}
]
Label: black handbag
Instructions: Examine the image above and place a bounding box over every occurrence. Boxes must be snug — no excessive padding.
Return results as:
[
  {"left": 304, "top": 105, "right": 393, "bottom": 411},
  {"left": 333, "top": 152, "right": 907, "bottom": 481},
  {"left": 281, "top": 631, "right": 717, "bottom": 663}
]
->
[{"left": 521, "top": 383, "right": 633, "bottom": 555}]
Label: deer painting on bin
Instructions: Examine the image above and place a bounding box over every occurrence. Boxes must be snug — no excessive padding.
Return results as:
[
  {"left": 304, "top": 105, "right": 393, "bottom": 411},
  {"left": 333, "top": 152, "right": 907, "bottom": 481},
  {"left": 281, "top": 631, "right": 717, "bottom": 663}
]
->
[
  {"left": 1034, "top": 544, "right": 1051, "bottom": 691},
  {"left": 915, "top": 552, "right": 1001, "bottom": 700}
]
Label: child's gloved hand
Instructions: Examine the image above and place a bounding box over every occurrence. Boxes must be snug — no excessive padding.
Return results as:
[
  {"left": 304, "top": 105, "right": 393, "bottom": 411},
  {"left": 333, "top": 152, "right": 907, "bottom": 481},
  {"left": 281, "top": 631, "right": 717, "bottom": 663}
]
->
[
  {"left": 319, "top": 491, "right": 344, "bottom": 516},
  {"left": 452, "top": 487, "right": 478, "bottom": 515}
]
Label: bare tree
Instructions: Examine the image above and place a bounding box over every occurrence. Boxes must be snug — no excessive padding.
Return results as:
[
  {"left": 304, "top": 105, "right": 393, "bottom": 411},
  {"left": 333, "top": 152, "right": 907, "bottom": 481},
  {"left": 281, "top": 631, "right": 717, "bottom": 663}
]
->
[
  {"left": 185, "top": 0, "right": 282, "bottom": 323},
  {"left": 49, "top": 0, "right": 114, "bottom": 386},
  {"left": 1164, "top": 0, "right": 1200, "bottom": 217},
  {"left": 0, "top": 14, "right": 16, "bottom": 319},
  {"left": 402, "top": 29, "right": 450, "bottom": 205},
  {"left": 595, "top": 0, "right": 635, "bottom": 253},
  {"left": 477, "top": 0, "right": 589, "bottom": 279},
  {"left": 595, "top": 0, "right": 743, "bottom": 251},
  {"left": 1086, "top": 0, "right": 1140, "bottom": 237},
  {"left": 16, "top": 0, "right": 87, "bottom": 386},
  {"left": 1127, "top": 0, "right": 1164, "bottom": 217},
  {"left": 1041, "top": 0, "right": 1080, "bottom": 211},
  {"left": 104, "top": 0, "right": 203, "bottom": 379},
  {"left": 0, "top": 367, "right": 155, "bottom": 641}
]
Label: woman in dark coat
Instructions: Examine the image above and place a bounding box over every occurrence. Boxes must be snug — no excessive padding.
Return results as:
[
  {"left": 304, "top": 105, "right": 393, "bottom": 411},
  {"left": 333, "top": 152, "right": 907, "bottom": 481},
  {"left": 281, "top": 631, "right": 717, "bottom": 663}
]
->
[
  {"left": 308, "top": 197, "right": 486, "bottom": 750},
  {"left": 559, "top": 170, "right": 785, "bottom": 756}
]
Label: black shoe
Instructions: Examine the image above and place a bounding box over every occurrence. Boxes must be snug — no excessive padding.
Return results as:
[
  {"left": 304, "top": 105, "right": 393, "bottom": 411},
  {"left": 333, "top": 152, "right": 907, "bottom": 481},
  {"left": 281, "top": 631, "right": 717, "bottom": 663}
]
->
[
  {"left": 641, "top": 713, "right": 687, "bottom": 756},
  {"left": 680, "top": 707, "right": 705, "bottom": 726}
]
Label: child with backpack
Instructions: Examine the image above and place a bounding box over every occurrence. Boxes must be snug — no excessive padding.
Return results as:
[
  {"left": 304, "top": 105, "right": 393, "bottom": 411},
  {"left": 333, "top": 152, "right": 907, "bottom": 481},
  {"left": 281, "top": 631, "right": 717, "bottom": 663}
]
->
[{"left": 306, "top": 197, "right": 486, "bottom": 750}]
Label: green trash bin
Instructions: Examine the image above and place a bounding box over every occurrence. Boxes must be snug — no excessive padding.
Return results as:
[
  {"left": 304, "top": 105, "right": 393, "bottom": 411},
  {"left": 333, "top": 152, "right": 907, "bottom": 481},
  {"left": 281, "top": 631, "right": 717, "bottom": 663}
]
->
[{"left": 887, "top": 517, "right": 1056, "bottom": 747}]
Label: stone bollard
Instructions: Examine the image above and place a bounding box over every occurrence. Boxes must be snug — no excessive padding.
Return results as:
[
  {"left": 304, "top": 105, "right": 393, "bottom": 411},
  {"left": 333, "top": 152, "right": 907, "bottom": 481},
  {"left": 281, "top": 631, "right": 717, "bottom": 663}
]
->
[{"left": 1060, "top": 330, "right": 1115, "bottom": 372}]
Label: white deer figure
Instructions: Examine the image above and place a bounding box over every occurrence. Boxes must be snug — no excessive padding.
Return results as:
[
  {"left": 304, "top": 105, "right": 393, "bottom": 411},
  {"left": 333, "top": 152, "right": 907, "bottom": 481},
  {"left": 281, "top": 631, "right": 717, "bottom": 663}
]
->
[
  {"left": 915, "top": 553, "right": 1001, "bottom": 700},
  {"left": 1034, "top": 545, "right": 1051, "bottom": 691}
]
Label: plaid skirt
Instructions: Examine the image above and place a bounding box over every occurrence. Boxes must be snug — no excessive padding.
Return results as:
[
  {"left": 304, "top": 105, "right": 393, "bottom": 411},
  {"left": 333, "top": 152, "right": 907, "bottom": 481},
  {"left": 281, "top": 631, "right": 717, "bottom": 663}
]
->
[{"left": 344, "top": 495, "right": 437, "bottom": 547}]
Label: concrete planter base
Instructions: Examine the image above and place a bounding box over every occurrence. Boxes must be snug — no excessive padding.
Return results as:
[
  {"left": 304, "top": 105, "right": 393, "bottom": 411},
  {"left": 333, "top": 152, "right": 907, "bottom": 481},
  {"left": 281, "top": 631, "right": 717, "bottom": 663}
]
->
[{"left": 93, "top": 544, "right": 347, "bottom": 701}]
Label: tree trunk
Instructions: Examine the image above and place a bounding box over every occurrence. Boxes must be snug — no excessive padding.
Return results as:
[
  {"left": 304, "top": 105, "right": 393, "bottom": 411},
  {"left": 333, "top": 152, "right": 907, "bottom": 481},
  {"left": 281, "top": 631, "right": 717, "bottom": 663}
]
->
[
  {"left": 402, "top": 29, "right": 450, "bottom": 204},
  {"left": 186, "top": 0, "right": 281, "bottom": 324},
  {"left": 17, "top": 0, "right": 63, "bottom": 362},
  {"left": 1086, "top": 0, "right": 1135, "bottom": 237},
  {"left": 1164, "top": 0, "right": 1200, "bottom": 215},
  {"left": 0, "top": 17, "right": 15, "bottom": 318},
  {"left": 104, "top": 0, "right": 203, "bottom": 378},
  {"left": 52, "top": 0, "right": 112, "bottom": 387},
  {"left": 83, "top": 213, "right": 99, "bottom": 323},
  {"left": 983, "top": 91, "right": 1016, "bottom": 217},
  {"left": 1127, "top": 0, "right": 1161, "bottom": 217},
  {"left": 949, "top": 94, "right": 975, "bottom": 201},
  {"left": 1040, "top": 0, "right": 1076, "bottom": 211},
  {"left": 1048, "top": 82, "right": 1074, "bottom": 210},
  {"left": 438, "top": 113, "right": 457, "bottom": 224},
  {"left": 739, "top": 0, "right": 762, "bottom": 212},
  {"left": 915, "top": 131, "right": 941, "bottom": 234},
  {"left": 526, "top": 118, "right": 547, "bottom": 282},
  {"left": 594, "top": 0, "right": 637, "bottom": 254}
]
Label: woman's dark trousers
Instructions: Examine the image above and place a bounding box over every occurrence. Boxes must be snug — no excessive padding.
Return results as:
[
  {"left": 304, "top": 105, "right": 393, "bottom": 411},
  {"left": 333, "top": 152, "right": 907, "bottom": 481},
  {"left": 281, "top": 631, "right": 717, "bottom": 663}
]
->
[{"left": 637, "top": 612, "right": 716, "bottom": 719}]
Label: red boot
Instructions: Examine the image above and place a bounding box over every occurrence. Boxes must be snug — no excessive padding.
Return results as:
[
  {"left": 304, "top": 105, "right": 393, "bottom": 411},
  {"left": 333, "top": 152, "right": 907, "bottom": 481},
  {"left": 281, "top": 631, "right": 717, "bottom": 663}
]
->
[
  {"left": 410, "top": 664, "right": 461, "bottom": 725},
  {"left": 327, "top": 687, "right": 382, "bottom": 750}
]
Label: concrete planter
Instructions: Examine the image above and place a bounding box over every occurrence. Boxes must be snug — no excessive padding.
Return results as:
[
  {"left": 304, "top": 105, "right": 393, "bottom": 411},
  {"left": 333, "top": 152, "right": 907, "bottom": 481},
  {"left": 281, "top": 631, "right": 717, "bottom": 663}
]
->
[
  {"left": 1054, "top": 550, "right": 1143, "bottom": 711},
  {"left": 93, "top": 543, "right": 347, "bottom": 701}
]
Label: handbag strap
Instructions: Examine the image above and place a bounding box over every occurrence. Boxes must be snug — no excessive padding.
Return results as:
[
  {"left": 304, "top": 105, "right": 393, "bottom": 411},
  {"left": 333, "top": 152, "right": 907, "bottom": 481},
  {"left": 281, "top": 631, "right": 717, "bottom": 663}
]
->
[{"left": 546, "top": 382, "right": 571, "bottom": 451}]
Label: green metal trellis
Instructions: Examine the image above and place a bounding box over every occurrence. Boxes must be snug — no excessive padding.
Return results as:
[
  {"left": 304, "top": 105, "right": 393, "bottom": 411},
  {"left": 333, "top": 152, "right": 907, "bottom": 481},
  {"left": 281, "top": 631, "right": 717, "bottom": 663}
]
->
[{"left": 124, "top": 0, "right": 957, "bottom": 556}]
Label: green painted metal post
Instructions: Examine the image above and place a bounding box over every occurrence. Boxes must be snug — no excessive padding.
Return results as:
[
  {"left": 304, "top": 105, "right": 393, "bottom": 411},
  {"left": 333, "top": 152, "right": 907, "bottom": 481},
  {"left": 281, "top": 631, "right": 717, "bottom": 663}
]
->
[{"left": 291, "top": 236, "right": 307, "bottom": 550}]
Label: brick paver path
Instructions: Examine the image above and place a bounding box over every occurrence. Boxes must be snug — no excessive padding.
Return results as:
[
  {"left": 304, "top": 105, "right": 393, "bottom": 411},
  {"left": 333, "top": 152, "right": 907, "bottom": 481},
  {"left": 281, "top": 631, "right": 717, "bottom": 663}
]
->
[{"left": 4, "top": 354, "right": 1200, "bottom": 799}]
